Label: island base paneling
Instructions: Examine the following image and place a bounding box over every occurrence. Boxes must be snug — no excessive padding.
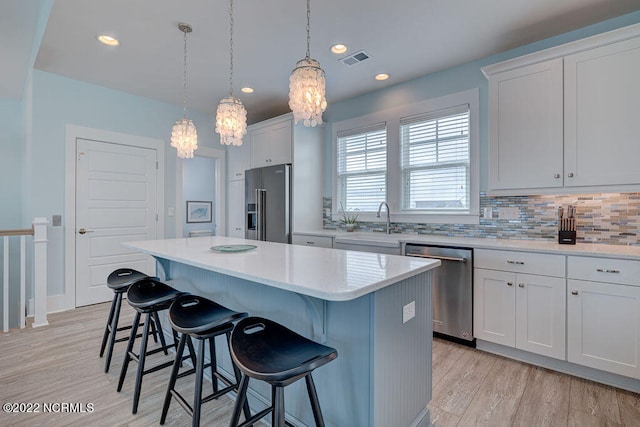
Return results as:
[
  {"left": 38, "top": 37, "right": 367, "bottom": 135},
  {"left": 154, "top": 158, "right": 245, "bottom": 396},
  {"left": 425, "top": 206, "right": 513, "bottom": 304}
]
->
[{"left": 156, "top": 258, "right": 433, "bottom": 427}]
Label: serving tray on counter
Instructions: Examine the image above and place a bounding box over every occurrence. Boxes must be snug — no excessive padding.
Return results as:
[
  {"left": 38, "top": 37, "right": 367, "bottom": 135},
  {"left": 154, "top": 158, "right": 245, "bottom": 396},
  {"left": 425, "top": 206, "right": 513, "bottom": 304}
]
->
[{"left": 210, "top": 244, "right": 257, "bottom": 253}]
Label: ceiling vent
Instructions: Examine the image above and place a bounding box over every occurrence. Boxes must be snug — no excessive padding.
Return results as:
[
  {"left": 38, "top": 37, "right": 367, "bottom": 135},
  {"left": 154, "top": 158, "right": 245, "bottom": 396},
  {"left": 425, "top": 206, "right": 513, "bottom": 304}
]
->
[{"left": 340, "top": 50, "right": 371, "bottom": 66}]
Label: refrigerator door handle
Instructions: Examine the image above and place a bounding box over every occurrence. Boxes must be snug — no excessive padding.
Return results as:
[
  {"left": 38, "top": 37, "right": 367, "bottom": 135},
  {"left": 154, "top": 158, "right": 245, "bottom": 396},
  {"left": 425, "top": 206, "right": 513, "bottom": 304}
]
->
[{"left": 256, "top": 189, "right": 266, "bottom": 241}]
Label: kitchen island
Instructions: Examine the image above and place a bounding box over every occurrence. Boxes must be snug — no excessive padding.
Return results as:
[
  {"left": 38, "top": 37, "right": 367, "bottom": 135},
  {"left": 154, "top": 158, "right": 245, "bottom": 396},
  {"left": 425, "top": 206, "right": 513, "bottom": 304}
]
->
[{"left": 123, "top": 236, "right": 439, "bottom": 427}]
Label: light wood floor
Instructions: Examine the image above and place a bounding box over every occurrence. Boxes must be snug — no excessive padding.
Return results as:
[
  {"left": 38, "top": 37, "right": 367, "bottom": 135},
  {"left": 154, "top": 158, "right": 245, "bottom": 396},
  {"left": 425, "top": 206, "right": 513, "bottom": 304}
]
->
[
  {"left": 429, "top": 339, "right": 640, "bottom": 426},
  {"left": 1, "top": 303, "right": 639, "bottom": 426}
]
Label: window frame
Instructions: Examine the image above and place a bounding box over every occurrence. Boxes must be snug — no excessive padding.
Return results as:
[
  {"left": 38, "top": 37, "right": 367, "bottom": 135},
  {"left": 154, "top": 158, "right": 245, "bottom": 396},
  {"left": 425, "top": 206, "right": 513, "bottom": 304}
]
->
[
  {"left": 332, "top": 88, "right": 479, "bottom": 224},
  {"left": 400, "top": 105, "right": 472, "bottom": 214},
  {"left": 336, "top": 123, "right": 388, "bottom": 213}
]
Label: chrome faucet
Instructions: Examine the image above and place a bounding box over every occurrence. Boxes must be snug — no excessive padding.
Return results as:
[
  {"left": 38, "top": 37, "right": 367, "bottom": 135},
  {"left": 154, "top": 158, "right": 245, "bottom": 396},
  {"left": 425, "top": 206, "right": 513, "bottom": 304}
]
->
[{"left": 377, "top": 202, "right": 391, "bottom": 234}]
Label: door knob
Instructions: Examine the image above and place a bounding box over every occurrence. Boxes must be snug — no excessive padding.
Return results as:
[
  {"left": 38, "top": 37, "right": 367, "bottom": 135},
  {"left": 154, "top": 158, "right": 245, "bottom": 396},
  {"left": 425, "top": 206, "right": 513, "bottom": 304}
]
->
[{"left": 78, "top": 228, "right": 93, "bottom": 235}]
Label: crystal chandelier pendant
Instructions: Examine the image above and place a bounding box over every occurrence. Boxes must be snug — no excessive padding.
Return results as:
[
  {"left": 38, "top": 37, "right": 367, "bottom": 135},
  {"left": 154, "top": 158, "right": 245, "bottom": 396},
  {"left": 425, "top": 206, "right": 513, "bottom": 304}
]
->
[
  {"left": 289, "top": 57, "right": 327, "bottom": 127},
  {"left": 216, "top": 0, "right": 247, "bottom": 146},
  {"left": 216, "top": 96, "right": 247, "bottom": 146},
  {"left": 171, "top": 23, "right": 198, "bottom": 159},
  {"left": 171, "top": 118, "right": 198, "bottom": 158}
]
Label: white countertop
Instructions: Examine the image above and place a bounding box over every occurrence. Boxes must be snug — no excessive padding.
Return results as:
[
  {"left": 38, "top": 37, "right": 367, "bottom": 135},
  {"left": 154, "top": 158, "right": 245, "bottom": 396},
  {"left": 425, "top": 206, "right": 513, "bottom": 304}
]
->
[
  {"left": 123, "top": 236, "right": 439, "bottom": 302},
  {"left": 295, "top": 230, "right": 640, "bottom": 260}
]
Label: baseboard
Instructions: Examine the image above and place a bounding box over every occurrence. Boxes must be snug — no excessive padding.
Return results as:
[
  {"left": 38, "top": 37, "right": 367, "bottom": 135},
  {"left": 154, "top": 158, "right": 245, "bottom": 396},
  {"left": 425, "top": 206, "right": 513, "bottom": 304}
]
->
[{"left": 27, "top": 294, "right": 71, "bottom": 317}]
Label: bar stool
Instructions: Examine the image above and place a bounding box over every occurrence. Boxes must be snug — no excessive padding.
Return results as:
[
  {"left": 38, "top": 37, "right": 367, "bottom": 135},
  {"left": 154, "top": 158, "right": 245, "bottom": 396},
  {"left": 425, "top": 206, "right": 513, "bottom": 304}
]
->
[
  {"left": 160, "top": 294, "right": 250, "bottom": 427},
  {"left": 99, "top": 268, "right": 156, "bottom": 373},
  {"left": 229, "top": 317, "right": 338, "bottom": 427},
  {"left": 117, "top": 278, "right": 186, "bottom": 414}
]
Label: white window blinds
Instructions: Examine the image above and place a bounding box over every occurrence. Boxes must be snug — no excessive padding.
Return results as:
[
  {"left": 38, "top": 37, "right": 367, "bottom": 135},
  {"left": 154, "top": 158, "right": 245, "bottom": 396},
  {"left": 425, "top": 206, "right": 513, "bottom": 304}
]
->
[
  {"left": 401, "top": 105, "right": 470, "bottom": 212},
  {"left": 337, "top": 124, "right": 387, "bottom": 212}
]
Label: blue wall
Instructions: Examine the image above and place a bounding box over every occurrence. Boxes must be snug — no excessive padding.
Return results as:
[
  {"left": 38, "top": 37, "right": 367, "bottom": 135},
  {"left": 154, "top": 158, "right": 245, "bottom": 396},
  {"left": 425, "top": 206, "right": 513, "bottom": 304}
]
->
[
  {"left": 28, "top": 70, "right": 220, "bottom": 295},
  {"left": 322, "top": 10, "right": 640, "bottom": 196},
  {"left": 0, "top": 98, "right": 24, "bottom": 228}
]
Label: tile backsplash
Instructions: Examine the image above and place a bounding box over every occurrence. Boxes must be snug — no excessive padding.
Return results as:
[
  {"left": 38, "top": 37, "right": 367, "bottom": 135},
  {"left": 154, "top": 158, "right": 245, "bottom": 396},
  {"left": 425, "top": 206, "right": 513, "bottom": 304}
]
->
[{"left": 323, "top": 192, "right": 640, "bottom": 246}]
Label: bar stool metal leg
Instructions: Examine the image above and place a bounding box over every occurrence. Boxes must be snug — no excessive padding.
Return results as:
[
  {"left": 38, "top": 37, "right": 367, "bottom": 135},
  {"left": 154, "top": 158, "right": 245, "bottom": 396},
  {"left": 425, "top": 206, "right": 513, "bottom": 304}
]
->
[
  {"left": 99, "top": 292, "right": 119, "bottom": 357},
  {"left": 152, "top": 311, "right": 169, "bottom": 354},
  {"left": 103, "top": 291, "right": 124, "bottom": 372},
  {"left": 193, "top": 339, "right": 206, "bottom": 427},
  {"left": 131, "top": 313, "right": 152, "bottom": 414},
  {"left": 305, "top": 374, "right": 325, "bottom": 427},
  {"left": 229, "top": 375, "right": 250, "bottom": 427},
  {"left": 117, "top": 311, "right": 141, "bottom": 392},
  {"left": 160, "top": 333, "right": 187, "bottom": 424},
  {"left": 273, "top": 386, "right": 285, "bottom": 427}
]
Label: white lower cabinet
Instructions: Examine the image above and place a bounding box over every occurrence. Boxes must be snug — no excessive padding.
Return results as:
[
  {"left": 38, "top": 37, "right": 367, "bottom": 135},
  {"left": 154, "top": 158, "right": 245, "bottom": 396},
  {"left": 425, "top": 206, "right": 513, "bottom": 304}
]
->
[
  {"left": 474, "top": 249, "right": 566, "bottom": 360},
  {"left": 567, "top": 256, "right": 640, "bottom": 379}
]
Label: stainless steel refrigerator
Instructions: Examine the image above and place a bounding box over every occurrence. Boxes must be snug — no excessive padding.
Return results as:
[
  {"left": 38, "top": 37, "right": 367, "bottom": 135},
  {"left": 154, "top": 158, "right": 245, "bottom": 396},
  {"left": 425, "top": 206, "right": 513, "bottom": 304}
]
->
[{"left": 245, "top": 164, "right": 291, "bottom": 243}]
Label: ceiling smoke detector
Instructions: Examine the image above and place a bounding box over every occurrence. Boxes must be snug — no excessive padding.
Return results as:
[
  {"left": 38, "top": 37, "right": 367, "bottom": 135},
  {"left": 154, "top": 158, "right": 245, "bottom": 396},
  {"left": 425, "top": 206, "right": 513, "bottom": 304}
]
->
[{"left": 340, "top": 50, "right": 371, "bottom": 66}]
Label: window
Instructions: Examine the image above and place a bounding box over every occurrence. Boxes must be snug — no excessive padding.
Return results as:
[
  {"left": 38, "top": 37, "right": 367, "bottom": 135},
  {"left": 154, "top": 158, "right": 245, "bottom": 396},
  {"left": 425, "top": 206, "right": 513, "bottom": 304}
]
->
[
  {"left": 332, "top": 88, "right": 479, "bottom": 224},
  {"left": 336, "top": 124, "right": 387, "bottom": 212},
  {"left": 401, "top": 105, "right": 470, "bottom": 212}
]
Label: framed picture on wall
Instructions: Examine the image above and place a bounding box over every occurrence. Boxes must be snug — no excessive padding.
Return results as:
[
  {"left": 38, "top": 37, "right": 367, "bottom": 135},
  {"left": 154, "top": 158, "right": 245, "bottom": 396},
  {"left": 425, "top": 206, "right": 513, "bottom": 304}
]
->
[{"left": 186, "top": 201, "right": 213, "bottom": 223}]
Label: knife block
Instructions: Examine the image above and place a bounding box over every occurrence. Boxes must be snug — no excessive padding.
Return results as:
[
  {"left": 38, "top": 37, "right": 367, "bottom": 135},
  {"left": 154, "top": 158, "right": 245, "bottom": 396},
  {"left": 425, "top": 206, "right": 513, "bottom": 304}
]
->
[{"left": 558, "top": 230, "right": 576, "bottom": 245}]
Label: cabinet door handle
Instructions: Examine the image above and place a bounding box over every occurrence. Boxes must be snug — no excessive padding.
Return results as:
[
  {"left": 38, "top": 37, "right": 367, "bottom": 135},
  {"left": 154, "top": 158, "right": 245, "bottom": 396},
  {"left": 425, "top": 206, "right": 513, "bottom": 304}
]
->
[
  {"left": 306, "top": 241, "right": 315, "bottom": 245},
  {"left": 507, "top": 282, "right": 513, "bottom": 287},
  {"left": 571, "top": 290, "right": 578, "bottom": 295},
  {"left": 507, "top": 260, "right": 524, "bottom": 265},
  {"left": 518, "top": 283, "right": 524, "bottom": 288},
  {"left": 567, "top": 172, "right": 574, "bottom": 177},
  {"left": 596, "top": 268, "right": 620, "bottom": 273},
  {"left": 554, "top": 173, "right": 560, "bottom": 178}
]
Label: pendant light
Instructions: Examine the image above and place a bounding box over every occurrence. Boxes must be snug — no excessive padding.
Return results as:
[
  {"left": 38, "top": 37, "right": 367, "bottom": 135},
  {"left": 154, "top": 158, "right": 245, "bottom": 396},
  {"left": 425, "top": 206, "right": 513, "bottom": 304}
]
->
[
  {"left": 170, "top": 23, "right": 198, "bottom": 158},
  {"left": 215, "top": 0, "right": 247, "bottom": 146},
  {"left": 288, "top": 0, "right": 327, "bottom": 127}
]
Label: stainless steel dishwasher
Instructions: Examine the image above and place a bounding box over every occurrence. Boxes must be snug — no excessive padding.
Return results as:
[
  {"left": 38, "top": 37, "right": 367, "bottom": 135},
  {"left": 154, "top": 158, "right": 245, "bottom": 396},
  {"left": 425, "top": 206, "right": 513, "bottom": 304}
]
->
[{"left": 404, "top": 244, "right": 474, "bottom": 345}]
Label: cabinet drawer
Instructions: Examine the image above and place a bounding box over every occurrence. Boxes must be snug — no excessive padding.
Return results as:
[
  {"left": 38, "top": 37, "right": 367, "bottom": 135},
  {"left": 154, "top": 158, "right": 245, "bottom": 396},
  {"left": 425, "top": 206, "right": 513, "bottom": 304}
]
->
[
  {"left": 292, "top": 234, "right": 333, "bottom": 248},
  {"left": 475, "top": 249, "right": 565, "bottom": 277},
  {"left": 568, "top": 256, "right": 640, "bottom": 286}
]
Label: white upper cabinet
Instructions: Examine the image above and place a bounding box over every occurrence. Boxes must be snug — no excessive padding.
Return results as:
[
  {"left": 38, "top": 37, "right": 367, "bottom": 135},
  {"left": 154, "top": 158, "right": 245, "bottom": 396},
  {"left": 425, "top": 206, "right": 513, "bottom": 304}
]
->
[
  {"left": 488, "top": 58, "right": 563, "bottom": 190},
  {"left": 484, "top": 24, "right": 640, "bottom": 195},
  {"left": 227, "top": 138, "right": 251, "bottom": 181},
  {"left": 249, "top": 116, "right": 292, "bottom": 168},
  {"left": 564, "top": 37, "right": 640, "bottom": 187}
]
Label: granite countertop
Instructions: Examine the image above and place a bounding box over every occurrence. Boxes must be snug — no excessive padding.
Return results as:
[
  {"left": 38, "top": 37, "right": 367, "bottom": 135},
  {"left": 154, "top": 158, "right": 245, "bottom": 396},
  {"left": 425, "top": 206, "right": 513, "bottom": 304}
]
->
[
  {"left": 123, "top": 236, "right": 440, "bottom": 302},
  {"left": 294, "top": 230, "right": 640, "bottom": 260}
]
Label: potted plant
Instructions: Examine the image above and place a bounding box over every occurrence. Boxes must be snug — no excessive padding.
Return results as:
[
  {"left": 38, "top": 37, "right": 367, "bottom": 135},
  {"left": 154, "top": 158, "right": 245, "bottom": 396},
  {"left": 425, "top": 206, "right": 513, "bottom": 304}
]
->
[{"left": 340, "top": 212, "right": 358, "bottom": 232}]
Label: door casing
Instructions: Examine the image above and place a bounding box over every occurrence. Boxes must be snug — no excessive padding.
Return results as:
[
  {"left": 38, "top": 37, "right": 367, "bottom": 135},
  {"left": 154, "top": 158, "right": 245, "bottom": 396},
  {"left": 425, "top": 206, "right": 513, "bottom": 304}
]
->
[{"left": 63, "top": 125, "right": 165, "bottom": 311}]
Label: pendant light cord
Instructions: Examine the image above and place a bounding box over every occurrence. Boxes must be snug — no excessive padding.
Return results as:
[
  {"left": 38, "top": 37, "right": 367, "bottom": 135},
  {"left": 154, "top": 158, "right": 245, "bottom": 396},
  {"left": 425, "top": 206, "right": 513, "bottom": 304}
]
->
[
  {"left": 229, "top": 0, "right": 234, "bottom": 97},
  {"left": 305, "top": 0, "right": 311, "bottom": 59},
  {"left": 183, "top": 27, "right": 188, "bottom": 118}
]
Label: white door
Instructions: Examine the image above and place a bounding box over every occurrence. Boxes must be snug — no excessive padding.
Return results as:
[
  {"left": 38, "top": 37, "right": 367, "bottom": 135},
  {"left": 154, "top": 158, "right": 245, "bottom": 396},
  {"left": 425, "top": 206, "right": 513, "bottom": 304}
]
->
[{"left": 75, "top": 138, "right": 158, "bottom": 306}]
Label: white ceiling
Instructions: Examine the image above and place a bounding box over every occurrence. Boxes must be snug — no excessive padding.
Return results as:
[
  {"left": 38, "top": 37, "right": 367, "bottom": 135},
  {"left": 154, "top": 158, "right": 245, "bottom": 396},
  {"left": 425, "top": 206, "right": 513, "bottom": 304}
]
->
[{"left": 3, "top": 0, "right": 640, "bottom": 123}]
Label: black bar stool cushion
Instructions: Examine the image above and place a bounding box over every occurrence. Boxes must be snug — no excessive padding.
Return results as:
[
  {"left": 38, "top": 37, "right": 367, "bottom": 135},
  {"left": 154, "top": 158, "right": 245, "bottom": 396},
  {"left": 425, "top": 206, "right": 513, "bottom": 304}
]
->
[
  {"left": 127, "top": 278, "right": 180, "bottom": 310},
  {"left": 230, "top": 317, "right": 338, "bottom": 385},
  {"left": 107, "top": 268, "right": 147, "bottom": 292},
  {"left": 169, "top": 294, "right": 248, "bottom": 336}
]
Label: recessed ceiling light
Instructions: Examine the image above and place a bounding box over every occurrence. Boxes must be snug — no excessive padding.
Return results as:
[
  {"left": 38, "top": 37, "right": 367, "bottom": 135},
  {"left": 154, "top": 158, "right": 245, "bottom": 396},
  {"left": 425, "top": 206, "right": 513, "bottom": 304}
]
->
[
  {"left": 375, "top": 73, "right": 389, "bottom": 81},
  {"left": 241, "top": 87, "right": 254, "bottom": 94},
  {"left": 97, "top": 34, "right": 120, "bottom": 46},
  {"left": 331, "top": 44, "right": 348, "bottom": 54}
]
